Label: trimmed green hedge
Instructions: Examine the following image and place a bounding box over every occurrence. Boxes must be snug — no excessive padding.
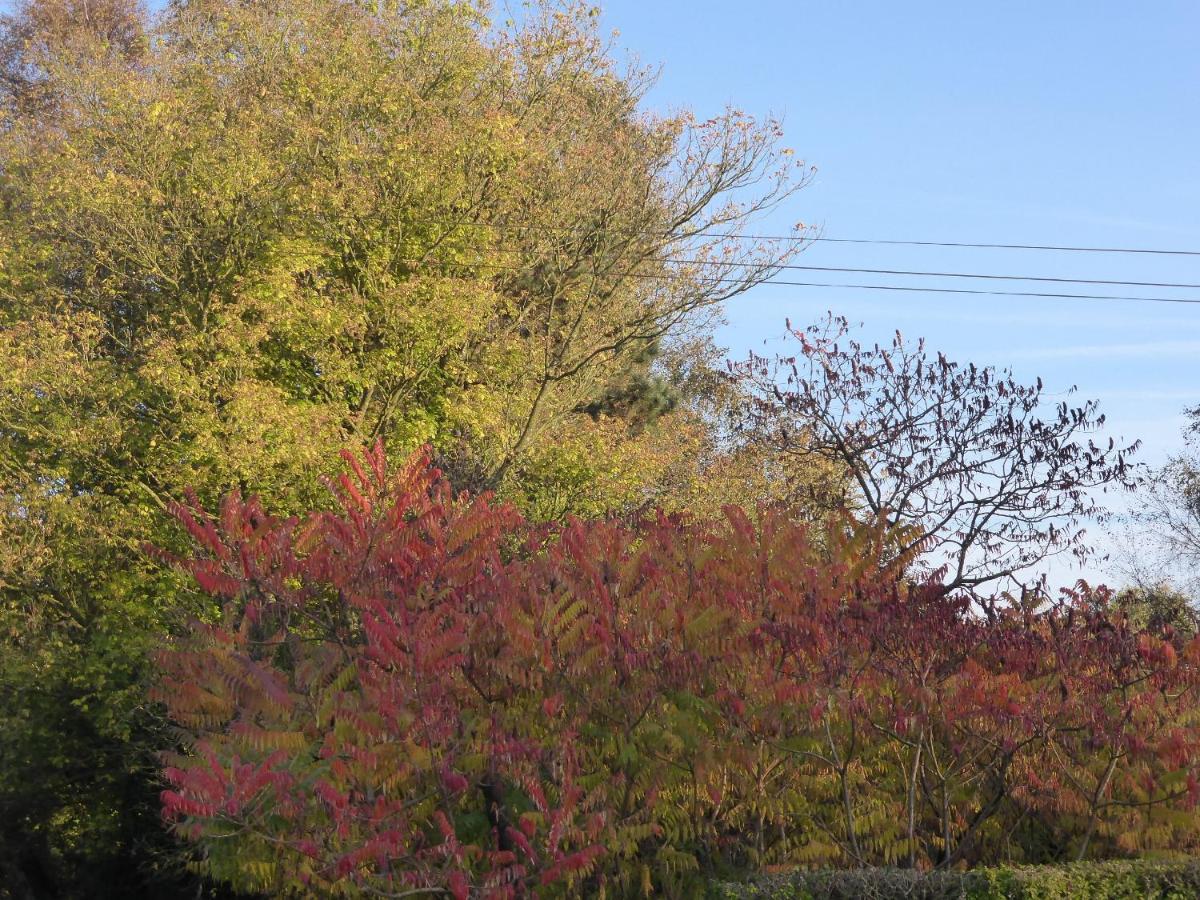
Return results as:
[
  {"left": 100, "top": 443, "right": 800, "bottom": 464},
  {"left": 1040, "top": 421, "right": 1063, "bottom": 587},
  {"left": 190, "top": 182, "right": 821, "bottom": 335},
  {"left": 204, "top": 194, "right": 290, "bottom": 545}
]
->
[{"left": 708, "top": 860, "right": 1200, "bottom": 899}]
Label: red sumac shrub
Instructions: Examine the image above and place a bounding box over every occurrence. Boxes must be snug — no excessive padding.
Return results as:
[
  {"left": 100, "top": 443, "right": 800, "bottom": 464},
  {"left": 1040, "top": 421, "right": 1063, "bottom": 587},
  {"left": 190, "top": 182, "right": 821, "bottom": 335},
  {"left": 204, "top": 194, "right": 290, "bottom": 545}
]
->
[
  {"left": 156, "top": 444, "right": 778, "bottom": 896},
  {"left": 155, "top": 445, "right": 1200, "bottom": 896}
]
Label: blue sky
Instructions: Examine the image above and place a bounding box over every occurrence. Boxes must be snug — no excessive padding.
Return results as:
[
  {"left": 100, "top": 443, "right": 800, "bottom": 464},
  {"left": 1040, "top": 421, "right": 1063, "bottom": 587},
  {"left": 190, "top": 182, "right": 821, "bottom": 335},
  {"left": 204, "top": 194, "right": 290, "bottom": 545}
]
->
[
  {"left": 597, "top": 0, "right": 1200, "bottom": 459},
  {"left": 597, "top": 0, "right": 1200, "bottom": 584}
]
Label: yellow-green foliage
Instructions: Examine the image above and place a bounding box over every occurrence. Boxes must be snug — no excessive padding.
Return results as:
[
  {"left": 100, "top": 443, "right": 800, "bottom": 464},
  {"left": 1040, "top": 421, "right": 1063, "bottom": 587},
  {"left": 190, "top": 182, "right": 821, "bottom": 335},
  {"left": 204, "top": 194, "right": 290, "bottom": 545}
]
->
[
  {"left": 0, "top": 0, "right": 812, "bottom": 890},
  {"left": 711, "top": 860, "right": 1200, "bottom": 900}
]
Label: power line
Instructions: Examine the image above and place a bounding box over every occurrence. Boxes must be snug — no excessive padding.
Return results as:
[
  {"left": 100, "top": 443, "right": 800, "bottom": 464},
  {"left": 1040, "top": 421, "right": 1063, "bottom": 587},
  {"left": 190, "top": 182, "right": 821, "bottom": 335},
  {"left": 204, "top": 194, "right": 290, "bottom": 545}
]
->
[
  {"left": 425, "top": 219, "right": 1200, "bottom": 257},
  {"left": 429, "top": 259, "right": 1200, "bottom": 306},
  {"left": 757, "top": 281, "right": 1200, "bottom": 305},
  {"left": 481, "top": 245, "right": 1200, "bottom": 290},
  {"left": 714, "top": 261, "right": 1200, "bottom": 291},
  {"left": 805, "top": 236, "right": 1200, "bottom": 257}
]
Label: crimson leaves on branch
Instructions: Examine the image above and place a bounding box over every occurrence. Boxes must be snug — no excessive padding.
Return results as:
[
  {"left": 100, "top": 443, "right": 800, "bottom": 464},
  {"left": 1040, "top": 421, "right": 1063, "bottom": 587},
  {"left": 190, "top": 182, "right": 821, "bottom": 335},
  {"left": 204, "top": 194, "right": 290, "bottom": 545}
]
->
[{"left": 155, "top": 444, "right": 1200, "bottom": 897}]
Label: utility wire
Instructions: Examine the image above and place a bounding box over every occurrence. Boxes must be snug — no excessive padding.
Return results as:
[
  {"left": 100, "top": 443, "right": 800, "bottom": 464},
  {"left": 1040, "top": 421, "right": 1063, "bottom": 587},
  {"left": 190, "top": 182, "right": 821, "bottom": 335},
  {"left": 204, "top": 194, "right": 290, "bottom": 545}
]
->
[
  {"left": 805, "top": 236, "right": 1200, "bottom": 257},
  {"left": 752, "top": 281, "right": 1200, "bottom": 305},
  {"left": 428, "top": 259, "right": 1200, "bottom": 305},
  {"left": 479, "top": 245, "right": 1200, "bottom": 290},
  {"left": 423, "top": 219, "right": 1200, "bottom": 257}
]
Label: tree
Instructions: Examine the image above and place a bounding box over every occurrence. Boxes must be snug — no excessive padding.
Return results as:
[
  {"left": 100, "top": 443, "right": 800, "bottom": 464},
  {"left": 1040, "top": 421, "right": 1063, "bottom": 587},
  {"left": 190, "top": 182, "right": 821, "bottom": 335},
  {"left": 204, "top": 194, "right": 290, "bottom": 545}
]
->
[
  {"left": 1112, "top": 583, "right": 1197, "bottom": 637},
  {"left": 731, "top": 315, "right": 1139, "bottom": 600},
  {"left": 1124, "top": 405, "right": 1200, "bottom": 601},
  {"left": 0, "top": 0, "right": 810, "bottom": 890},
  {"left": 0, "top": 0, "right": 146, "bottom": 113}
]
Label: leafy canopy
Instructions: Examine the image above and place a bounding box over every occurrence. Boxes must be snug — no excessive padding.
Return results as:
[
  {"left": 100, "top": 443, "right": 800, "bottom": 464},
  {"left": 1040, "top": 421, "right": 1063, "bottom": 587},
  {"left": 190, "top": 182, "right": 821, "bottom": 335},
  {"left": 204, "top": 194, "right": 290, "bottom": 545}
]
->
[{"left": 0, "top": 0, "right": 810, "bottom": 890}]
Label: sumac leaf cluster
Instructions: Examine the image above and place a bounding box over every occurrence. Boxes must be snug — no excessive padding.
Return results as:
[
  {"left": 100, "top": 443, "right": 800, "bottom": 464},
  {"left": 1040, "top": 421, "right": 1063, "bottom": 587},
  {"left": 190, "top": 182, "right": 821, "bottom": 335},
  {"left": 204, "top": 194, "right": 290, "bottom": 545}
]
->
[{"left": 156, "top": 445, "right": 1200, "bottom": 897}]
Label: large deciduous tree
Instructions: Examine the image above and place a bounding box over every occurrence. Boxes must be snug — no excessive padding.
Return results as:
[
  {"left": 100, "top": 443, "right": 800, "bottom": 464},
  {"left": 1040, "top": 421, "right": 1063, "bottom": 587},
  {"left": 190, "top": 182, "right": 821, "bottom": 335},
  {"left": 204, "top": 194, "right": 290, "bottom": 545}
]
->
[{"left": 0, "top": 0, "right": 811, "bottom": 891}]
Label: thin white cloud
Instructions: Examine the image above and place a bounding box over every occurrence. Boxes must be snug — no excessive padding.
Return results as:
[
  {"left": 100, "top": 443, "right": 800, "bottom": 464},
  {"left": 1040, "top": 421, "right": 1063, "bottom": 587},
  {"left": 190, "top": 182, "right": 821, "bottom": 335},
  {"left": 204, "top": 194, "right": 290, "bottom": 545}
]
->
[
  {"left": 1008, "top": 339, "right": 1200, "bottom": 361},
  {"left": 1093, "top": 389, "right": 1199, "bottom": 401},
  {"left": 728, "top": 291, "right": 1200, "bottom": 334}
]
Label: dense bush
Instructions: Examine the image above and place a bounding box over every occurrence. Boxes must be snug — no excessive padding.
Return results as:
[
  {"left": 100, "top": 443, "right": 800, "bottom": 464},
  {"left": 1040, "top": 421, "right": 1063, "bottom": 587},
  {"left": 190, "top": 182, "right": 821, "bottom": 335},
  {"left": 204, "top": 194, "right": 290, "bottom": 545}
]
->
[
  {"left": 710, "top": 860, "right": 1200, "bottom": 899},
  {"left": 154, "top": 445, "right": 1200, "bottom": 897}
]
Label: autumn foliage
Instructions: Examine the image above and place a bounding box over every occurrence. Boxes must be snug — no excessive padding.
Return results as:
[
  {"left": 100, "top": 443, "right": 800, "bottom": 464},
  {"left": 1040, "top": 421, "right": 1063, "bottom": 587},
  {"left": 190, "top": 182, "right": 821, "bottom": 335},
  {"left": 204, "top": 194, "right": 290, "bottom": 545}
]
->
[{"left": 155, "top": 445, "right": 1200, "bottom": 896}]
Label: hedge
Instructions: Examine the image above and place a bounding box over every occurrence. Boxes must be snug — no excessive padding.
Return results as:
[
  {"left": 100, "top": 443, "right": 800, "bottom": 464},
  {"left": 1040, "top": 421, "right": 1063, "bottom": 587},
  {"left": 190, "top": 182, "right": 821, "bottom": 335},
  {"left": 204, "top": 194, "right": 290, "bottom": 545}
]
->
[{"left": 708, "top": 860, "right": 1200, "bottom": 899}]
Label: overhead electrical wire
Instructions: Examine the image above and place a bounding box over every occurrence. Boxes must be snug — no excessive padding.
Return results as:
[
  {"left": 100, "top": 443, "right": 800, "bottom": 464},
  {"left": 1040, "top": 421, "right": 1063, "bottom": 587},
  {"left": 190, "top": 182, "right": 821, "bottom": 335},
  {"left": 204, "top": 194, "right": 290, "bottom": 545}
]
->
[
  {"left": 797, "top": 236, "right": 1200, "bottom": 257},
  {"left": 475, "top": 245, "right": 1200, "bottom": 291},
  {"left": 424, "top": 259, "right": 1200, "bottom": 306},
  {"left": 744, "top": 281, "right": 1200, "bottom": 305},
  {"left": 402, "top": 218, "right": 1200, "bottom": 305},
  {"left": 416, "top": 219, "right": 1200, "bottom": 257}
]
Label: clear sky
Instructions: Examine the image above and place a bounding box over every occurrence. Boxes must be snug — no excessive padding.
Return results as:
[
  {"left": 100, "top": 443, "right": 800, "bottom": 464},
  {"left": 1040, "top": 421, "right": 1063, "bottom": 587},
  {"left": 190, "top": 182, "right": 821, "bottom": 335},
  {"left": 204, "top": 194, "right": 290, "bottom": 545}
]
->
[{"left": 596, "top": 0, "right": 1200, "bottom": 585}]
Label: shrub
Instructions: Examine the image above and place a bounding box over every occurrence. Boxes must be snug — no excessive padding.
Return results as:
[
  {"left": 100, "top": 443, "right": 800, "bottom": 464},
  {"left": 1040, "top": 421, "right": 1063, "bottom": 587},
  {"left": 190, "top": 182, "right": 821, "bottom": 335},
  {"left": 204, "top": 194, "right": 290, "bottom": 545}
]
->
[
  {"left": 709, "top": 860, "right": 1200, "bottom": 900},
  {"left": 154, "top": 446, "right": 1200, "bottom": 896}
]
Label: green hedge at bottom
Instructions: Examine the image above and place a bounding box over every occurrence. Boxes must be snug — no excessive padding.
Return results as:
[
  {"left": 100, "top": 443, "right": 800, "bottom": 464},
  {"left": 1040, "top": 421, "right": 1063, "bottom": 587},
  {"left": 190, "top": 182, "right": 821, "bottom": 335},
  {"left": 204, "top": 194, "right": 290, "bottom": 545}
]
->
[{"left": 708, "top": 860, "right": 1200, "bottom": 900}]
